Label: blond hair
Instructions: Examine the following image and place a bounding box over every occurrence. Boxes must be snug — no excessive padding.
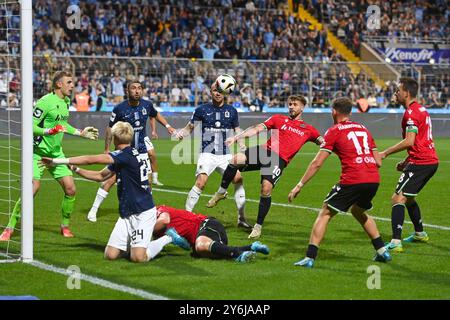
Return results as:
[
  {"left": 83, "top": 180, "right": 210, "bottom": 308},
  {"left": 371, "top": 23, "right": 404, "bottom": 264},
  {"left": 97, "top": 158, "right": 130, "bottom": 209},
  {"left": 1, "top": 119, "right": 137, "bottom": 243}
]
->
[
  {"left": 111, "top": 121, "right": 134, "bottom": 145},
  {"left": 52, "top": 70, "right": 72, "bottom": 90}
]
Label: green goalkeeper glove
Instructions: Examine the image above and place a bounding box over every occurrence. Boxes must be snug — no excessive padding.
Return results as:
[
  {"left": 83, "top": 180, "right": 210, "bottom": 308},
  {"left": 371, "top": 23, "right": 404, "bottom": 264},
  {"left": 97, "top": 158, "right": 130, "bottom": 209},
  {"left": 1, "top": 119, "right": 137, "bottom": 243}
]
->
[{"left": 78, "top": 126, "right": 99, "bottom": 140}]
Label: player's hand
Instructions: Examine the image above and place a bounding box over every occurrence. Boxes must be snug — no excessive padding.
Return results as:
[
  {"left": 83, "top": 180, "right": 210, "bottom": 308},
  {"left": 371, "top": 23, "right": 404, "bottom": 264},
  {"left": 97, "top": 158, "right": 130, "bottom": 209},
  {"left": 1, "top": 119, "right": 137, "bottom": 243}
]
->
[
  {"left": 40, "top": 157, "right": 55, "bottom": 167},
  {"left": 80, "top": 126, "right": 99, "bottom": 140},
  {"left": 45, "top": 124, "right": 65, "bottom": 135},
  {"left": 379, "top": 151, "right": 387, "bottom": 160},
  {"left": 396, "top": 160, "right": 407, "bottom": 172},
  {"left": 225, "top": 136, "right": 236, "bottom": 147},
  {"left": 174, "top": 129, "right": 186, "bottom": 140},
  {"left": 167, "top": 126, "right": 177, "bottom": 136},
  {"left": 152, "top": 131, "right": 159, "bottom": 140},
  {"left": 288, "top": 185, "right": 302, "bottom": 203}
]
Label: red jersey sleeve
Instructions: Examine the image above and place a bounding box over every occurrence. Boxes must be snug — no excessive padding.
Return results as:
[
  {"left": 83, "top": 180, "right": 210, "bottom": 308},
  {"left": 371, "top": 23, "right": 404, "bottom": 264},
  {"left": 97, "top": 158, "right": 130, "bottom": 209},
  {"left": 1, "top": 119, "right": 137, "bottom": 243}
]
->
[
  {"left": 263, "top": 115, "right": 280, "bottom": 130},
  {"left": 308, "top": 125, "right": 321, "bottom": 143},
  {"left": 319, "top": 128, "right": 338, "bottom": 153}
]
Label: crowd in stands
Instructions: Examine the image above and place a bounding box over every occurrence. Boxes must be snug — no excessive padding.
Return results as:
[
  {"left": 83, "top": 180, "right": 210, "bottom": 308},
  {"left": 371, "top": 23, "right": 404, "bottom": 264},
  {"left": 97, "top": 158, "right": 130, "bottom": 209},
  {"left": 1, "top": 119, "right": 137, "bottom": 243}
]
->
[
  {"left": 1, "top": 0, "right": 449, "bottom": 110},
  {"left": 303, "top": 0, "right": 449, "bottom": 55}
]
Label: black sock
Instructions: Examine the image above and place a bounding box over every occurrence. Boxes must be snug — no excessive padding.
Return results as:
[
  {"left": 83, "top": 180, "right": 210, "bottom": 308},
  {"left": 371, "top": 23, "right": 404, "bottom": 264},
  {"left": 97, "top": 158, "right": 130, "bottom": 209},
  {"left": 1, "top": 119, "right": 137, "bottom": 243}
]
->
[
  {"left": 238, "top": 245, "right": 252, "bottom": 252},
  {"left": 392, "top": 203, "right": 406, "bottom": 240},
  {"left": 221, "top": 165, "right": 238, "bottom": 190},
  {"left": 406, "top": 201, "right": 424, "bottom": 232},
  {"left": 306, "top": 244, "right": 319, "bottom": 259},
  {"left": 256, "top": 195, "right": 271, "bottom": 225},
  {"left": 210, "top": 241, "right": 241, "bottom": 259},
  {"left": 371, "top": 236, "right": 384, "bottom": 251}
]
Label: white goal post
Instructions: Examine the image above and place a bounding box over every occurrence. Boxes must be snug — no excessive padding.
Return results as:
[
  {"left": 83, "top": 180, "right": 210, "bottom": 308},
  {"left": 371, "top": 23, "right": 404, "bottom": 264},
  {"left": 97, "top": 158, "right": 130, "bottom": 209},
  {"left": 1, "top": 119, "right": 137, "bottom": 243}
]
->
[{"left": 20, "top": 0, "right": 33, "bottom": 262}]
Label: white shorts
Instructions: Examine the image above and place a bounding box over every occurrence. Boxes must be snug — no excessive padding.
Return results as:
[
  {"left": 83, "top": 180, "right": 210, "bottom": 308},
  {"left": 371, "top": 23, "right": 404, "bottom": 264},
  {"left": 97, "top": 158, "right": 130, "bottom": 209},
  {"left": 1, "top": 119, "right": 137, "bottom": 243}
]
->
[
  {"left": 106, "top": 207, "right": 157, "bottom": 252},
  {"left": 196, "top": 153, "right": 232, "bottom": 177},
  {"left": 144, "top": 136, "right": 154, "bottom": 152}
]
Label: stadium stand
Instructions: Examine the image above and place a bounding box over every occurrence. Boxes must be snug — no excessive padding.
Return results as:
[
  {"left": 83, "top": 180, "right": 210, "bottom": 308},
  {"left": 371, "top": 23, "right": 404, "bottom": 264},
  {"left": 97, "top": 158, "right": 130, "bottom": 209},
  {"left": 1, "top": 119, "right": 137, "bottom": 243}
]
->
[{"left": 1, "top": 0, "right": 448, "bottom": 110}]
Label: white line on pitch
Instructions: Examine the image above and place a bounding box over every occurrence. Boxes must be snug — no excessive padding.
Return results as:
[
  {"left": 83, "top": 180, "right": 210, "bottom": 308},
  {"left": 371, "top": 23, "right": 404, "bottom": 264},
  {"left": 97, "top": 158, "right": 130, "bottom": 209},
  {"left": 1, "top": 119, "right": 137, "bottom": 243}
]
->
[{"left": 27, "top": 260, "right": 169, "bottom": 300}]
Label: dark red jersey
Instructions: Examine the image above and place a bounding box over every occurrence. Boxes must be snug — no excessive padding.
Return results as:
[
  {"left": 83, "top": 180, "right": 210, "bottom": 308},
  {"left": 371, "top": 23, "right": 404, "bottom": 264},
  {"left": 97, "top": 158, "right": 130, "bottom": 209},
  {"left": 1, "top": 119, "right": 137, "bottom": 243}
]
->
[
  {"left": 320, "top": 120, "right": 380, "bottom": 185},
  {"left": 156, "top": 205, "right": 207, "bottom": 247},
  {"left": 262, "top": 114, "right": 321, "bottom": 163},
  {"left": 402, "top": 101, "right": 439, "bottom": 165}
]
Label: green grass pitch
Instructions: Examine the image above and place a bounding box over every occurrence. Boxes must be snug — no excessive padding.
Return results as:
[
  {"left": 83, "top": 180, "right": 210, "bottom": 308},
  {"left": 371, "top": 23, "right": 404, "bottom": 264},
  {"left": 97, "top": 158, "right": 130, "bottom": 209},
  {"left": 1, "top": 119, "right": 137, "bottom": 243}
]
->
[{"left": 0, "top": 138, "right": 449, "bottom": 299}]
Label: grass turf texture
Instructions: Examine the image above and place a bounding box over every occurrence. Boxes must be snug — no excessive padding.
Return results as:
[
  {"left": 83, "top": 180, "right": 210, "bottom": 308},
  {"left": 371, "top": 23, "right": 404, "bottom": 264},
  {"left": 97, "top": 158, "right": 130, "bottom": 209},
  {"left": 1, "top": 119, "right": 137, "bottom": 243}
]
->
[{"left": 0, "top": 138, "right": 449, "bottom": 299}]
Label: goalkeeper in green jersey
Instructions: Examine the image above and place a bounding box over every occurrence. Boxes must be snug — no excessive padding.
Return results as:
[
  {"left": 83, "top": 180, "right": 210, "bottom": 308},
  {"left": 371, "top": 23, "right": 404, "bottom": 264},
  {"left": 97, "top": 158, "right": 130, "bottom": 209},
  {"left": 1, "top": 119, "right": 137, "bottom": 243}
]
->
[{"left": 0, "top": 71, "right": 99, "bottom": 241}]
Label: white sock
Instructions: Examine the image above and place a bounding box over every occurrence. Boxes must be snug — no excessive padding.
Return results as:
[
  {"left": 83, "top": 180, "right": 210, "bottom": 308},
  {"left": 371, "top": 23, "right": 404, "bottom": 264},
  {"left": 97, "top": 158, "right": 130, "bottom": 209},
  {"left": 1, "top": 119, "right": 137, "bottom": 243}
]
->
[
  {"left": 90, "top": 187, "right": 109, "bottom": 214},
  {"left": 152, "top": 172, "right": 158, "bottom": 182},
  {"left": 234, "top": 183, "right": 246, "bottom": 219},
  {"left": 218, "top": 186, "right": 227, "bottom": 194},
  {"left": 186, "top": 185, "right": 202, "bottom": 211},
  {"left": 146, "top": 235, "right": 172, "bottom": 261}
]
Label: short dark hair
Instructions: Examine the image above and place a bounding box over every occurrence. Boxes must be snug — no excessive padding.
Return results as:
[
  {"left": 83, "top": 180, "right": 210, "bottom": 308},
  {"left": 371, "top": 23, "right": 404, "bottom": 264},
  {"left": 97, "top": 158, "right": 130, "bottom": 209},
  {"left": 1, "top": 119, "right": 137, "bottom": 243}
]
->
[
  {"left": 52, "top": 71, "right": 72, "bottom": 90},
  {"left": 288, "top": 94, "right": 307, "bottom": 107},
  {"left": 332, "top": 97, "right": 353, "bottom": 114},
  {"left": 399, "top": 77, "right": 418, "bottom": 98},
  {"left": 127, "top": 80, "right": 142, "bottom": 90}
]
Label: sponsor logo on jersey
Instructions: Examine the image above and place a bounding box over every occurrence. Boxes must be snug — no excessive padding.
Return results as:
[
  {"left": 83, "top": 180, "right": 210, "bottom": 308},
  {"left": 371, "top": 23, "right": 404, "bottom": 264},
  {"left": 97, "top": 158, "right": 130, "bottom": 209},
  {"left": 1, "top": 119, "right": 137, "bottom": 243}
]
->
[
  {"left": 33, "top": 108, "right": 43, "bottom": 118},
  {"left": 280, "top": 124, "right": 305, "bottom": 136}
]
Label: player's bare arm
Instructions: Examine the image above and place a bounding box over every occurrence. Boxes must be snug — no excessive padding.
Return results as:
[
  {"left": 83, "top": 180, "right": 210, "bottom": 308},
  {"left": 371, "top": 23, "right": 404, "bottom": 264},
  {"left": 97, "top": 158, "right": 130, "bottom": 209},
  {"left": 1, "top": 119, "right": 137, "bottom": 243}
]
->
[
  {"left": 227, "top": 123, "right": 266, "bottom": 146},
  {"left": 176, "top": 122, "right": 195, "bottom": 140},
  {"left": 69, "top": 166, "right": 114, "bottom": 183},
  {"left": 233, "top": 127, "right": 247, "bottom": 150},
  {"left": 150, "top": 117, "right": 158, "bottom": 139},
  {"left": 104, "top": 126, "right": 112, "bottom": 152},
  {"left": 380, "top": 131, "right": 416, "bottom": 159},
  {"left": 155, "top": 112, "right": 176, "bottom": 135},
  {"left": 372, "top": 150, "right": 382, "bottom": 168},
  {"left": 288, "top": 150, "right": 331, "bottom": 202},
  {"left": 154, "top": 211, "right": 170, "bottom": 235},
  {"left": 42, "top": 153, "right": 114, "bottom": 166}
]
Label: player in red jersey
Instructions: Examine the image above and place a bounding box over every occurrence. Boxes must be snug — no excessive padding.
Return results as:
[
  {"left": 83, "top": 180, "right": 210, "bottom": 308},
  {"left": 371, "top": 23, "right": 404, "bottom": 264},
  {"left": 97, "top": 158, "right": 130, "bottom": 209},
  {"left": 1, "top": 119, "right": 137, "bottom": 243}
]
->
[
  {"left": 207, "top": 95, "right": 323, "bottom": 239},
  {"left": 380, "top": 78, "right": 439, "bottom": 253},
  {"left": 154, "top": 205, "right": 270, "bottom": 262},
  {"left": 288, "top": 97, "right": 391, "bottom": 267}
]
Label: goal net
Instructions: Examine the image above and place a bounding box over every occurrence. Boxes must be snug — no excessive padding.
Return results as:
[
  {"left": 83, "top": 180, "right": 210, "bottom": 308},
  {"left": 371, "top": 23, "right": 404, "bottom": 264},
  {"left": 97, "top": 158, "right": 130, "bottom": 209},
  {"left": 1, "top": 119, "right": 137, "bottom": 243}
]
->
[{"left": 0, "top": 0, "right": 33, "bottom": 263}]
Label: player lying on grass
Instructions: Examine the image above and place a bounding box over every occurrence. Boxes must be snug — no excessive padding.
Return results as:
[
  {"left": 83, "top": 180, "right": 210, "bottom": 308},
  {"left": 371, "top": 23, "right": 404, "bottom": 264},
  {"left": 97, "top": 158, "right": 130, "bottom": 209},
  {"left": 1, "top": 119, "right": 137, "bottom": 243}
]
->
[
  {"left": 0, "top": 71, "right": 99, "bottom": 241},
  {"left": 41, "top": 121, "right": 190, "bottom": 263},
  {"left": 288, "top": 97, "right": 391, "bottom": 268},
  {"left": 153, "top": 205, "right": 270, "bottom": 263},
  {"left": 207, "top": 94, "right": 323, "bottom": 239}
]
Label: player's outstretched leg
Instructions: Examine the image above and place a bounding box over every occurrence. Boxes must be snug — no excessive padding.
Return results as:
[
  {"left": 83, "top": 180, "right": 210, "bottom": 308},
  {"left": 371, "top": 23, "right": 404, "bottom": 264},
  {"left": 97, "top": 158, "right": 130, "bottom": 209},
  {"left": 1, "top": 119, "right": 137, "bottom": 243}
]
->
[
  {"left": 386, "top": 193, "right": 407, "bottom": 253},
  {"left": 233, "top": 174, "right": 252, "bottom": 229},
  {"left": 186, "top": 174, "right": 207, "bottom": 212},
  {"left": 350, "top": 205, "right": 391, "bottom": 263},
  {"left": 0, "top": 198, "right": 21, "bottom": 241},
  {"left": 249, "top": 180, "right": 273, "bottom": 239},
  {"left": 208, "top": 164, "right": 239, "bottom": 208},
  {"left": 403, "top": 199, "right": 429, "bottom": 243},
  {"left": 87, "top": 175, "right": 115, "bottom": 222},
  {"left": 294, "top": 204, "right": 336, "bottom": 268},
  {"left": 166, "top": 228, "right": 190, "bottom": 250},
  {"left": 58, "top": 176, "right": 76, "bottom": 238}
]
